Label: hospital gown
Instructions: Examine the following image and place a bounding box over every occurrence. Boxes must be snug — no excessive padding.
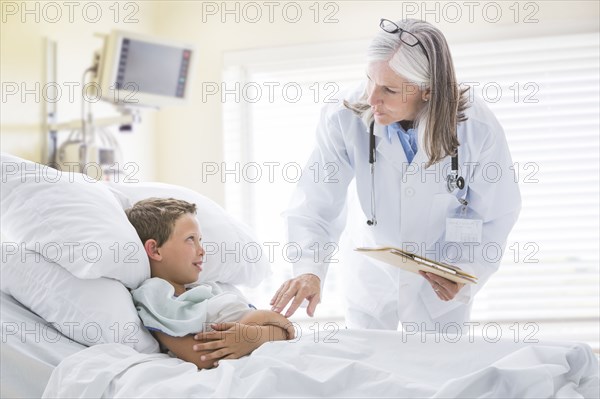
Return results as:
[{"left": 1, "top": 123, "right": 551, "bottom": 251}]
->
[{"left": 131, "top": 278, "right": 254, "bottom": 337}]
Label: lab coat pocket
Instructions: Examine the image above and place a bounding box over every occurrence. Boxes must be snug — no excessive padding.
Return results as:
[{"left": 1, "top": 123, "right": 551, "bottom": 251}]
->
[{"left": 425, "top": 193, "right": 456, "bottom": 247}]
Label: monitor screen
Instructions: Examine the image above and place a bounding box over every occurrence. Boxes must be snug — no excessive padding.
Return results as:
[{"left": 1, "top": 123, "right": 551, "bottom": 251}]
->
[
  {"left": 116, "top": 39, "right": 191, "bottom": 99},
  {"left": 97, "top": 31, "right": 193, "bottom": 108}
]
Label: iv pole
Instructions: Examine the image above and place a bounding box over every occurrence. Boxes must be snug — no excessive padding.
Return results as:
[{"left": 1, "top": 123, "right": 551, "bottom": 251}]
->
[
  {"left": 42, "top": 37, "right": 134, "bottom": 177},
  {"left": 42, "top": 38, "right": 57, "bottom": 166}
]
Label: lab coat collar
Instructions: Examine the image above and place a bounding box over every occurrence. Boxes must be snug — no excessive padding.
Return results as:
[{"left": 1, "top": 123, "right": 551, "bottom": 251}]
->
[
  {"left": 372, "top": 122, "right": 390, "bottom": 140},
  {"left": 373, "top": 122, "right": 408, "bottom": 171},
  {"left": 374, "top": 123, "right": 434, "bottom": 184}
]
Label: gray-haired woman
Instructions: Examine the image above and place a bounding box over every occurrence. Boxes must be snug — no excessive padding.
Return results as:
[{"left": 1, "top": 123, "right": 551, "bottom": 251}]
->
[{"left": 271, "top": 19, "right": 521, "bottom": 331}]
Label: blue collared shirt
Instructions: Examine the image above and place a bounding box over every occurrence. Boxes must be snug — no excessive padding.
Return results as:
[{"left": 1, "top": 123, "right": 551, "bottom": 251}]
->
[{"left": 387, "top": 122, "right": 418, "bottom": 163}]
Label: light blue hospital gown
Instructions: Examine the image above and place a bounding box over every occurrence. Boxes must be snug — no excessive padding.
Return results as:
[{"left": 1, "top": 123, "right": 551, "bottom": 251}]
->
[{"left": 131, "top": 278, "right": 254, "bottom": 337}]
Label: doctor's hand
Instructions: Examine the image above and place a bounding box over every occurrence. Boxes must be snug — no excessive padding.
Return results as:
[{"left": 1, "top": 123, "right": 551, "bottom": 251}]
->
[
  {"left": 270, "top": 273, "right": 321, "bottom": 318},
  {"left": 419, "top": 271, "right": 465, "bottom": 301}
]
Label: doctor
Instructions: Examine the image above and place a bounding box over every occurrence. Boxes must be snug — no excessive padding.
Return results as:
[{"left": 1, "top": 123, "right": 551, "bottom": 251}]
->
[{"left": 270, "top": 18, "right": 521, "bottom": 330}]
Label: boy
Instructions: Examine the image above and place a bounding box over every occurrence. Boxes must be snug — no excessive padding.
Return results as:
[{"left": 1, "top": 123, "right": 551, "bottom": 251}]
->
[{"left": 126, "top": 198, "right": 294, "bottom": 370}]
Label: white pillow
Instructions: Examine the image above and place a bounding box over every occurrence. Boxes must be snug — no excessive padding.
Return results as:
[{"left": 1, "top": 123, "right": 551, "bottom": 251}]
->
[
  {"left": 107, "top": 181, "right": 270, "bottom": 287},
  {"left": 0, "top": 245, "right": 159, "bottom": 353},
  {"left": 0, "top": 153, "right": 149, "bottom": 289}
]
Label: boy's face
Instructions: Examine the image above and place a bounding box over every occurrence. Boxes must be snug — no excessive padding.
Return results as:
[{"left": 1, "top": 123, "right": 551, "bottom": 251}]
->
[{"left": 152, "top": 213, "right": 204, "bottom": 288}]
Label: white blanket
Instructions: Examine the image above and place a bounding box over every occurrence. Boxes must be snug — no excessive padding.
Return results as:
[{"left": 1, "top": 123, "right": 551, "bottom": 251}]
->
[{"left": 43, "top": 329, "right": 599, "bottom": 398}]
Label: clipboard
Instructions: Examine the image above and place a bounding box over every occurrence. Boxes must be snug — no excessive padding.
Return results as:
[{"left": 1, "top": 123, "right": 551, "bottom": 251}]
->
[{"left": 355, "top": 246, "right": 477, "bottom": 285}]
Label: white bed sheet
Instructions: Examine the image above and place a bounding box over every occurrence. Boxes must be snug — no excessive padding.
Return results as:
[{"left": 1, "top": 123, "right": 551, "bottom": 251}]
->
[
  {"left": 1, "top": 291, "right": 86, "bottom": 398},
  {"left": 44, "top": 328, "right": 600, "bottom": 398}
]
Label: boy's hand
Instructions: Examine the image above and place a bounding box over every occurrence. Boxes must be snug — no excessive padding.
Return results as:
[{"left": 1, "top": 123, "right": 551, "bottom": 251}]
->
[{"left": 192, "top": 323, "right": 268, "bottom": 363}]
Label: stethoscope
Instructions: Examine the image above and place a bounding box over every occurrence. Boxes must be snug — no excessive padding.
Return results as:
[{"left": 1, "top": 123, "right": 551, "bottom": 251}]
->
[{"left": 366, "top": 121, "right": 465, "bottom": 226}]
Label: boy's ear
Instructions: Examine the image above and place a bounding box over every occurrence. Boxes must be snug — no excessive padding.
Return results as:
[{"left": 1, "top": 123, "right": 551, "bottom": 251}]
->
[{"left": 143, "top": 239, "right": 162, "bottom": 261}]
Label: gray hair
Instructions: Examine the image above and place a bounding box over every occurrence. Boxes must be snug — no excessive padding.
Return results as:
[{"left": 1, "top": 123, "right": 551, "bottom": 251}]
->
[{"left": 345, "top": 19, "right": 469, "bottom": 167}]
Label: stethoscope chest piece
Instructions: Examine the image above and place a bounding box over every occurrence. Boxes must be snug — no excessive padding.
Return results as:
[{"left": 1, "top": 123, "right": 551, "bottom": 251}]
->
[
  {"left": 446, "top": 151, "right": 465, "bottom": 193},
  {"left": 446, "top": 173, "right": 465, "bottom": 192}
]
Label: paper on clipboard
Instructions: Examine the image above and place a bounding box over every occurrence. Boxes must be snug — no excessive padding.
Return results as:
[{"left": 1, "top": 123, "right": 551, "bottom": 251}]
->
[{"left": 355, "top": 246, "right": 477, "bottom": 285}]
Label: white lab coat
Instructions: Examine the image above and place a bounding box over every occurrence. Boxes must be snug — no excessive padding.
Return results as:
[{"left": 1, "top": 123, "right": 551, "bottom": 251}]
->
[{"left": 284, "top": 84, "right": 521, "bottom": 331}]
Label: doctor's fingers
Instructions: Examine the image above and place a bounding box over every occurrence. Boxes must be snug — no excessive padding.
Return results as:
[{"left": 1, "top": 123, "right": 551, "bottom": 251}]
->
[
  {"left": 306, "top": 293, "right": 321, "bottom": 317},
  {"left": 428, "top": 280, "right": 450, "bottom": 301},
  {"left": 421, "top": 272, "right": 451, "bottom": 301},
  {"left": 272, "top": 290, "right": 299, "bottom": 316},
  {"left": 272, "top": 282, "right": 299, "bottom": 312},
  {"left": 424, "top": 273, "right": 458, "bottom": 293},
  {"left": 434, "top": 286, "right": 451, "bottom": 301},
  {"left": 270, "top": 280, "right": 291, "bottom": 307},
  {"left": 284, "top": 284, "right": 321, "bottom": 318},
  {"left": 284, "top": 291, "right": 310, "bottom": 318}
]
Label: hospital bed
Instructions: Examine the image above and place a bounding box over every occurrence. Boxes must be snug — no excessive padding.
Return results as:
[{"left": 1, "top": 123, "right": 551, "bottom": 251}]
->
[
  {"left": 2, "top": 289, "right": 599, "bottom": 398},
  {"left": 1, "top": 153, "right": 599, "bottom": 398},
  {"left": 0, "top": 292, "right": 86, "bottom": 397}
]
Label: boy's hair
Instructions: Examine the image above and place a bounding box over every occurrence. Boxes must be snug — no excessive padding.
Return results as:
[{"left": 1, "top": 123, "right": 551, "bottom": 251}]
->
[{"left": 125, "top": 198, "right": 197, "bottom": 247}]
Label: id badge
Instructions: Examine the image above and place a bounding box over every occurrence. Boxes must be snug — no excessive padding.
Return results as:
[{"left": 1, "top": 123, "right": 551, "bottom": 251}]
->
[{"left": 445, "top": 202, "right": 482, "bottom": 243}]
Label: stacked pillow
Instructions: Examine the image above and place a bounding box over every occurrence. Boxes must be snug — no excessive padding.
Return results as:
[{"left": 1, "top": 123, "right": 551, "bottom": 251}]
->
[
  {"left": 0, "top": 153, "right": 270, "bottom": 352},
  {"left": 1, "top": 246, "right": 159, "bottom": 352},
  {"left": 1, "top": 153, "right": 149, "bottom": 288}
]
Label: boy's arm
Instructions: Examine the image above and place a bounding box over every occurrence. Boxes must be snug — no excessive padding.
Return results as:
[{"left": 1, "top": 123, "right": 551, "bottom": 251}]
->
[
  {"left": 154, "top": 311, "right": 294, "bottom": 368},
  {"left": 153, "top": 331, "right": 219, "bottom": 370},
  {"left": 238, "top": 310, "right": 295, "bottom": 339},
  {"left": 190, "top": 311, "right": 296, "bottom": 363}
]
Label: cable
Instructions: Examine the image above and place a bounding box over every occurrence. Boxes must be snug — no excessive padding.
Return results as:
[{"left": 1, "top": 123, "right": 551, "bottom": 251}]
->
[{"left": 80, "top": 66, "right": 96, "bottom": 147}]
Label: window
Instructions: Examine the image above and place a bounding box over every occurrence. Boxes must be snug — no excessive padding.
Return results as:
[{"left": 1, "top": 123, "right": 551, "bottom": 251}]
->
[{"left": 223, "top": 33, "right": 599, "bottom": 349}]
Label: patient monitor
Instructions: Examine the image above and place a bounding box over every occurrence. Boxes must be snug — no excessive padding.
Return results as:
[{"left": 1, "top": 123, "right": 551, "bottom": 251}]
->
[
  {"left": 94, "top": 30, "right": 193, "bottom": 108},
  {"left": 46, "top": 30, "right": 194, "bottom": 179}
]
